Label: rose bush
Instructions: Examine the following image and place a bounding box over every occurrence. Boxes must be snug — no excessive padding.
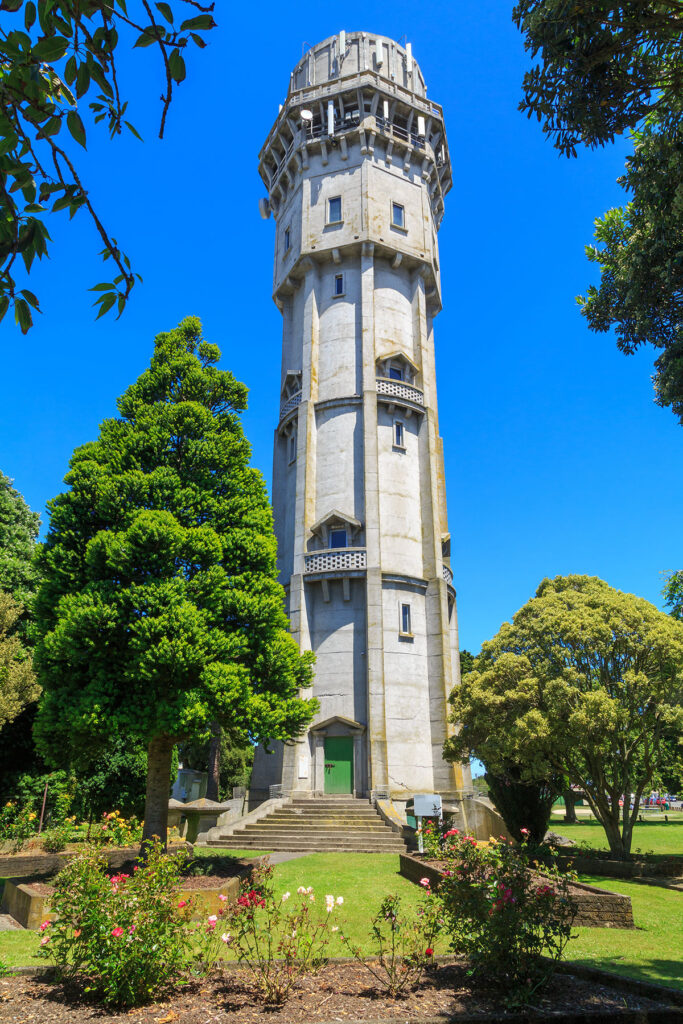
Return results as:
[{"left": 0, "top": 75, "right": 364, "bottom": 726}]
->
[
  {"left": 37, "top": 840, "right": 214, "bottom": 1007},
  {"left": 432, "top": 831, "right": 576, "bottom": 1005},
  {"left": 341, "top": 890, "right": 441, "bottom": 998},
  {"left": 0, "top": 800, "right": 36, "bottom": 850},
  {"left": 223, "top": 865, "right": 341, "bottom": 1004}
]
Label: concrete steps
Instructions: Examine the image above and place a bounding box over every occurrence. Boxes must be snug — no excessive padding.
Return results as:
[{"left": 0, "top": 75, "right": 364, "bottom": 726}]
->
[{"left": 205, "top": 796, "right": 407, "bottom": 853}]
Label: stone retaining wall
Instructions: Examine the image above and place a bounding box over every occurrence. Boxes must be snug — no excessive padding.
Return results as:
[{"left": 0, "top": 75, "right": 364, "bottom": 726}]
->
[
  {"left": 399, "top": 853, "right": 634, "bottom": 929},
  {"left": 0, "top": 843, "right": 193, "bottom": 880},
  {"left": 555, "top": 852, "right": 683, "bottom": 879}
]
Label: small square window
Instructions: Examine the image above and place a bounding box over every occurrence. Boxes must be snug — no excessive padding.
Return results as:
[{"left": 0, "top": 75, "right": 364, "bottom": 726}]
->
[
  {"left": 400, "top": 603, "right": 412, "bottom": 635},
  {"left": 392, "top": 202, "right": 405, "bottom": 229},
  {"left": 329, "top": 529, "right": 347, "bottom": 549},
  {"left": 334, "top": 273, "right": 344, "bottom": 296},
  {"left": 394, "top": 421, "right": 405, "bottom": 448},
  {"left": 388, "top": 365, "right": 403, "bottom": 381},
  {"left": 288, "top": 431, "right": 297, "bottom": 464},
  {"left": 328, "top": 195, "right": 342, "bottom": 223},
  {"left": 284, "top": 228, "right": 291, "bottom": 252}
]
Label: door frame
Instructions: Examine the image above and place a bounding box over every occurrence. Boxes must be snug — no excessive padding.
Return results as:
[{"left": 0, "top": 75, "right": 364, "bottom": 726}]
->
[{"left": 310, "top": 715, "right": 366, "bottom": 797}]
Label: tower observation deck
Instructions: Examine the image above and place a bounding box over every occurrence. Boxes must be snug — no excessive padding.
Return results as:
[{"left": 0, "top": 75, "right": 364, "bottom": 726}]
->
[{"left": 250, "top": 31, "right": 472, "bottom": 810}]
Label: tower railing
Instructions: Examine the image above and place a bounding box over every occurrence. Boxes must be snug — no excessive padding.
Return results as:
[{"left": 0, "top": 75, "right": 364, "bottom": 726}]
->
[
  {"left": 376, "top": 377, "right": 424, "bottom": 406},
  {"left": 304, "top": 548, "right": 367, "bottom": 574},
  {"left": 442, "top": 563, "right": 454, "bottom": 586},
  {"left": 280, "top": 390, "right": 302, "bottom": 419}
]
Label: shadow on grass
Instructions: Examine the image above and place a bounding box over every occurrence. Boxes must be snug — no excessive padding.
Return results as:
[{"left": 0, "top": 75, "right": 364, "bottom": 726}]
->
[{"left": 569, "top": 956, "right": 683, "bottom": 992}]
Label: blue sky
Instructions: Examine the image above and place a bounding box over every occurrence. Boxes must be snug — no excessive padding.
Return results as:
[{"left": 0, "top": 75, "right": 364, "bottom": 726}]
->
[{"left": 1, "top": 0, "right": 680, "bottom": 658}]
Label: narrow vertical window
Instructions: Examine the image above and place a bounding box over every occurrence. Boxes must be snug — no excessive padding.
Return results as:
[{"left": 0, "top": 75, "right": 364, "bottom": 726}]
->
[
  {"left": 400, "top": 603, "right": 411, "bottom": 635},
  {"left": 284, "top": 227, "right": 291, "bottom": 252},
  {"left": 328, "top": 195, "right": 342, "bottom": 223},
  {"left": 393, "top": 420, "right": 405, "bottom": 448},
  {"left": 392, "top": 202, "right": 405, "bottom": 228},
  {"left": 288, "top": 430, "right": 297, "bottom": 464},
  {"left": 334, "top": 273, "right": 344, "bottom": 296}
]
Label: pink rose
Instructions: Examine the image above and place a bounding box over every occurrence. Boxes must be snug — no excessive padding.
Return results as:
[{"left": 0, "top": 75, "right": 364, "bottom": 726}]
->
[
  {"left": 40, "top": 936, "right": 50, "bottom": 946},
  {"left": 39, "top": 921, "right": 51, "bottom": 932},
  {"left": 178, "top": 900, "right": 187, "bottom": 908},
  {"left": 111, "top": 927, "right": 124, "bottom": 938}
]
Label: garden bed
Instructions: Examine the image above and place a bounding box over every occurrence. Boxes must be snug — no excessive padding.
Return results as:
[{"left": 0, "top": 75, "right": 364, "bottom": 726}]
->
[
  {"left": 2, "top": 959, "right": 682, "bottom": 1022},
  {"left": 1, "top": 855, "right": 266, "bottom": 929},
  {"left": 400, "top": 854, "right": 635, "bottom": 929},
  {"left": 552, "top": 852, "right": 683, "bottom": 880}
]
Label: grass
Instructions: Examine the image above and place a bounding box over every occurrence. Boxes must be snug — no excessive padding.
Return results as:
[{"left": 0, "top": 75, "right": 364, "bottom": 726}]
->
[
  {"left": 548, "top": 816, "right": 683, "bottom": 858},
  {"left": 568, "top": 874, "right": 683, "bottom": 991},
  {"left": 0, "top": 852, "right": 681, "bottom": 993}
]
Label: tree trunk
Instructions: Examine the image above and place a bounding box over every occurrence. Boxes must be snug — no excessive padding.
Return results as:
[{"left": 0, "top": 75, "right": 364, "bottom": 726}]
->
[
  {"left": 142, "top": 733, "right": 174, "bottom": 853},
  {"left": 206, "top": 723, "right": 221, "bottom": 802},
  {"left": 563, "top": 789, "right": 577, "bottom": 824}
]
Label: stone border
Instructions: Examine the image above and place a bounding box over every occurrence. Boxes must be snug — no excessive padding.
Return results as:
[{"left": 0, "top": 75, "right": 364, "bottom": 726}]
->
[
  {"left": 399, "top": 853, "right": 634, "bottom": 929},
  {"left": 6, "top": 957, "right": 682, "bottom": 1021},
  {"left": 554, "top": 852, "right": 683, "bottom": 880}
]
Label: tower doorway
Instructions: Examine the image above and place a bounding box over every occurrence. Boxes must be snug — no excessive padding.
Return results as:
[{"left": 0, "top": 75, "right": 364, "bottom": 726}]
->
[{"left": 324, "top": 736, "right": 354, "bottom": 794}]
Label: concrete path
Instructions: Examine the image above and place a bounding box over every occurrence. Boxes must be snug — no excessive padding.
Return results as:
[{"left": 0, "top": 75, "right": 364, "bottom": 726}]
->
[
  {"left": 266, "top": 851, "right": 311, "bottom": 864},
  {"left": 0, "top": 914, "right": 21, "bottom": 931}
]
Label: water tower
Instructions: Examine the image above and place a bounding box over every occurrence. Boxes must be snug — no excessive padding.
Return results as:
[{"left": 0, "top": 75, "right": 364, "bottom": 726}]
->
[{"left": 250, "top": 31, "right": 472, "bottom": 813}]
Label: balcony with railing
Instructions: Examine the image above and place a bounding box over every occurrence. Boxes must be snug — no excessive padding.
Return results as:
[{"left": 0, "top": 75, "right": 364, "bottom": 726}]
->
[
  {"left": 442, "top": 563, "right": 453, "bottom": 586},
  {"left": 304, "top": 548, "right": 367, "bottom": 574},
  {"left": 280, "top": 390, "right": 302, "bottom": 421},
  {"left": 376, "top": 377, "right": 424, "bottom": 407}
]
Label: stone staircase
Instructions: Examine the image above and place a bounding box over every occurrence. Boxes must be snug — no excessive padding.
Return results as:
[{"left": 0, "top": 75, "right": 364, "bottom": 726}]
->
[{"left": 205, "top": 796, "right": 408, "bottom": 853}]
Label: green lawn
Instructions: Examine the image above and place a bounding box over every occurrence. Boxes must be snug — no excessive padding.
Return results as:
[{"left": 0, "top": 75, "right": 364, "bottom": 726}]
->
[
  {"left": 568, "top": 874, "right": 683, "bottom": 991},
  {"left": 1, "top": 852, "right": 681, "bottom": 994},
  {"left": 549, "top": 816, "right": 683, "bottom": 858}
]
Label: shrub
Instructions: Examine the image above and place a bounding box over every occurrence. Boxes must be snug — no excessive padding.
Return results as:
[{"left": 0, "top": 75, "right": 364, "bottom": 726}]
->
[
  {"left": 341, "top": 891, "right": 440, "bottom": 998},
  {"left": 36, "top": 840, "right": 209, "bottom": 1007},
  {"left": 223, "top": 866, "right": 341, "bottom": 1004},
  {"left": 41, "top": 820, "right": 75, "bottom": 853},
  {"left": 433, "top": 831, "right": 576, "bottom": 1005},
  {"left": 93, "top": 811, "right": 142, "bottom": 846},
  {"left": 0, "top": 800, "right": 36, "bottom": 850}
]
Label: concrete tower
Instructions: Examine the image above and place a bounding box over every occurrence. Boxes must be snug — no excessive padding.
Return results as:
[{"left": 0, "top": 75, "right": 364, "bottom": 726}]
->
[{"left": 250, "top": 31, "right": 472, "bottom": 811}]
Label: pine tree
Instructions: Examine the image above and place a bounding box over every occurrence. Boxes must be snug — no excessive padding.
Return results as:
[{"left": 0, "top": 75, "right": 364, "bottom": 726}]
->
[{"left": 34, "top": 317, "right": 316, "bottom": 846}]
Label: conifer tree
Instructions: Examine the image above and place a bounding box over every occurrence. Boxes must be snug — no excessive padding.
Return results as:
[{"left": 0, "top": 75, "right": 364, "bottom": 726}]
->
[{"left": 34, "top": 317, "right": 316, "bottom": 846}]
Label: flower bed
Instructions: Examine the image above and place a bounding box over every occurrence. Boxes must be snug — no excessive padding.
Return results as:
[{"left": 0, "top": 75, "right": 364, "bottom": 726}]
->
[
  {"left": 0, "top": 840, "right": 192, "bottom": 881},
  {"left": 3, "top": 959, "right": 683, "bottom": 1022},
  {"left": 1, "top": 855, "right": 265, "bottom": 929},
  {"left": 400, "top": 853, "right": 635, "bottom": 929}
]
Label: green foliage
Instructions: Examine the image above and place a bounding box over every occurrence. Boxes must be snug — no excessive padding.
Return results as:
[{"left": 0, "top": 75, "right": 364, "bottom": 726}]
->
[
  {"left": 513, "top": 2, "right": 683, "bottom": 421},
  {"left": 0, "top": 591, "right": 39, "bottom": 731},
  {"left": 663, "top": 570, "right": 683, "bottom": 621},
  {"left": 93, "top": 810, "right": 143, "bottom": 847},
  {"left": 433, "top": 832, "right": 576, "bottom": 1006},
  {"left": 14, "top": 768, "right": 74, "bottom": 824},
  {"left": 41, "top": 820, "right": 73, "bottom": 853},
  {"left": 484, "top": 769, "right": 562, "bottom": 845},
  {"left": 0, "top": 799, "right": 37, "bottom": 850},
  {"left": 513, "top": 1, "right": 682, "bottom": 156},
  {"left": 37, "top": 840, "right": 208, "bottom": 1007},
  {"left": 33, "top": 317, "right": 316, "bottom": 845},
  {"left": 0, "top": 2, "right": 216, "bottom": 330},
  {"left": 340, "top": 891, "right": 440, "bottom": 998},
  {"left": 578, "top": 119, "right": 683, "bottom": 422},
  {"left": 445, "top": 575, "right": 683, "bottom": 858},
  {"left": 181, "top": 727, "right": 253, "bottom": 799},
  {"left": 225, "top": 866, "right": 341, "bottom": 1005},
  {"left": 0, "top": 472, "right": 40, "bottom": 607}
]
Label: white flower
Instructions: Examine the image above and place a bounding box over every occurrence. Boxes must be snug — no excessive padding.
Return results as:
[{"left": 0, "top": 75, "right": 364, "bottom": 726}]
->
[
  {"left": 221, "top": 933, "right": 232, "bottom": 944},
  {"left": 336, "top": 896, "right": 344, "bottom": 905},
  {"left": 297, "top": 886, "right": 306, "bottom": 895},
  {"left": 291, "top": 930, "right": 297, "bottom": 938},
  {"left": 306, "top": 886, "right": 313, "bottom": 894},
  {"left": 331, "top": 926, "right": 339, "bottom": 932},
  {"left": 281, "top": 891, "right": 291, "bottom": 902},
  {"left": 309, "top": 894, "right": 315, "bottom": 902},
  {"left": 325, "top": 894, "right": 334, "bottom": 904}
]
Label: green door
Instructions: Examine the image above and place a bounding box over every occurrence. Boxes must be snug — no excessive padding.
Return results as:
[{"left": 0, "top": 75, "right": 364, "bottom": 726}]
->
[{"left": 324, "top": 736, "right": 354, "bottom": 794}]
